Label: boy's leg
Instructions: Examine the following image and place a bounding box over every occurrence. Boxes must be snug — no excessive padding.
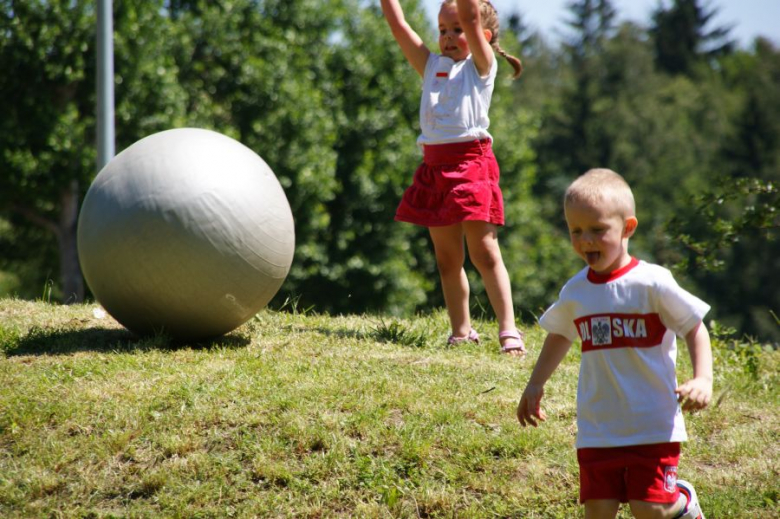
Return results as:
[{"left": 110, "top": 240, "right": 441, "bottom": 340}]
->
[
  {"left": 584, "top": 499, "right": 620, "bottom": 518},
  {"left": 462, "top": 221, "right": 519, "bottom": 346},
  {"left": 628, "top": 495, "right": 686, "bottom": 519},
  {"left": 629, "top": 480, "right": 704, "bottom": 519},
  {"left": 578, "top": 447, "right": 629, "bottom": 518},
  {"left": 623, "top": 443, "right": 705, "bottom": 519},
  {"left": 429, "top": 224, "right": 471, "bottom": 337},
  {"left": 674, "top": 480, "right": 705, "bottom": 519}
]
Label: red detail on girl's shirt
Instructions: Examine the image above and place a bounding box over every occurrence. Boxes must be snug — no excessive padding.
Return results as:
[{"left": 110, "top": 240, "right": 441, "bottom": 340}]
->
[{"left": 435, "top": 72, "right": 448, "bottom": 77}]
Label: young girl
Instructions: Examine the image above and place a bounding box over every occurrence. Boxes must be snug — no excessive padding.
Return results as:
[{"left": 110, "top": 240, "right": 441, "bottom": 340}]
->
[{"left": 381, "top": 0, "right": 525, "bottom": 355}]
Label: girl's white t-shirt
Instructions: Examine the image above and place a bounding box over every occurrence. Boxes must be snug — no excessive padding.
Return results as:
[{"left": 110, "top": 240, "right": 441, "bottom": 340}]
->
[
  {"left": 539, "top": 259, "right": 711, "bottom": 449},
  {"left": 417, "top": 53, "right": 497, "bottom": 147}
]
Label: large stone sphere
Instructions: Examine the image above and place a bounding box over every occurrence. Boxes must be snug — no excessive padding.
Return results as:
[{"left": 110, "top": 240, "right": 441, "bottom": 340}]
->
[{"left": 77, "top": 128, "right": 295, "bottom": 340}]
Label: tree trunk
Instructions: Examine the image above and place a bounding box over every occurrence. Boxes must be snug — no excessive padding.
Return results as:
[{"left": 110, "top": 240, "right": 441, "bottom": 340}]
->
[
  {"left": 59, "top": 179, "right": 84, "bottom": 303},
  {"left": 12, "top": 180, "right": 85, "bottom": 303}
]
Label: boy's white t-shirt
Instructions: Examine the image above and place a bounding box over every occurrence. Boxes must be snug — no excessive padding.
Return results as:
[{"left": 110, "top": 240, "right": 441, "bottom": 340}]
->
[
  {"left": 417, "top": 53, "right": 497, "bottom": 147},
  {"left": 539, "top": 258, "right": 711, "bottom": 449}
]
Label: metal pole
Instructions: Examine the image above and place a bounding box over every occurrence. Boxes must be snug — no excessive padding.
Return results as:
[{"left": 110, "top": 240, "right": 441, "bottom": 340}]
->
[{"left": 96, "top": 0, "right": 115, "bottom": 171}]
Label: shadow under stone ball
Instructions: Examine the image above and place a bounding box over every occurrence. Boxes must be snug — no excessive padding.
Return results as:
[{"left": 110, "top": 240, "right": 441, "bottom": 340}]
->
[{"left": 77, "top": 128, "right": 295, "bottom": 341}]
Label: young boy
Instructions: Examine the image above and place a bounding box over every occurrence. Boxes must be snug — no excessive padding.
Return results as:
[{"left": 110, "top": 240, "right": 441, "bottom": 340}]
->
[{"left": 517, "top": 169, "right": 712, "bottom": 519}]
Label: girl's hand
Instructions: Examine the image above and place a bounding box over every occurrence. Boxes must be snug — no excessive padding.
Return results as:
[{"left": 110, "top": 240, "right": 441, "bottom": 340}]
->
[
  {"left": 675, "top": 377, "right": 713, "bottom": 411},
  {"left": 517, "top": 384, "right": 547, "bottom": 427}
]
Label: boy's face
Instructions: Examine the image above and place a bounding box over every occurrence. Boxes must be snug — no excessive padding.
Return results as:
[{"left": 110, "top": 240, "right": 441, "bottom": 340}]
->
[
  {"left": 438, "top": 3, "right": 469, "bottom": 62},
  {"left": 565, "top": 199, "right": 638, "bottom": 275}
]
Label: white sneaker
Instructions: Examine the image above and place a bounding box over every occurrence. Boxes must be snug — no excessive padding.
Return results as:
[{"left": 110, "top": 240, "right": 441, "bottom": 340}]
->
[{"left": 676, "top": 479, "right": 705, "bottom": 519}]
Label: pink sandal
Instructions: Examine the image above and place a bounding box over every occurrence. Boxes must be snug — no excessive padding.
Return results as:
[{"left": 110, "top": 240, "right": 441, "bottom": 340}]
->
[
  {"left": 447, "top": 328, "right": 480, "bottom": 346},
  {"left": 499, "top": 329, "right": 526, "bottom": 355}
]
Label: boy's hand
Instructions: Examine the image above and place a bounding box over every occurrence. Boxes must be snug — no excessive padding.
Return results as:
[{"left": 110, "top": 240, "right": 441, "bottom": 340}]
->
[
  {"left": 675, "top": 377, "right": 712, "bottom": 411},
  {"left": 517, "top": 384, "right": 547, "bottom": 427}
]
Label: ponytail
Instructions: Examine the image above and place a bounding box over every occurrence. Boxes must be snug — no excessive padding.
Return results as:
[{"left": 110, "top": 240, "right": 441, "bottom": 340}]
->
[
  {"left": 475, "top": 0, "right": 524, "bottom": 79},
  {"left": 494, "top": 43, "right": 523, "bottom": 79}
]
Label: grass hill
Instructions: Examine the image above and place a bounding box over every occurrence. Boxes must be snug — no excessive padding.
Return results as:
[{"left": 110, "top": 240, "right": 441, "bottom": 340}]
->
[{"left": 0, "top": 299, "right": 777, "bottom": 517}]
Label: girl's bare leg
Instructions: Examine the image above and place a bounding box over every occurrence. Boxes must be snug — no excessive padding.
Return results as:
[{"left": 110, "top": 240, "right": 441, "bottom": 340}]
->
[
  {"left": 463, "top": 221, "right": 522, "bottom": 353},
  {"left": 429, "top": 224, "right": 471, "bottom": 337}
]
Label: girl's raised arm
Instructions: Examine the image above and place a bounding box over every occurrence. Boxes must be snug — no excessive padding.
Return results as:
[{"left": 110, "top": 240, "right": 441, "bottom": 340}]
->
[
  {"left": 381, "top": 0, "right": 430, "bottom": 76},
  {"left": 456, "top": 0, "right": 494, "bottom": 76}
]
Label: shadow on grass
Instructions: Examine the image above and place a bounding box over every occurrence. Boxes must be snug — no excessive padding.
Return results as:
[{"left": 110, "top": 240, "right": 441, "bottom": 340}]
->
[
  {"left": 5, "top": 326, "right": 251, "bottom": 357},
  {"left": 311, "top": 326, "right": 373, "bottom": 341},
  {"left": 310, "top": 323, "right": 433, "bottom": 349}
]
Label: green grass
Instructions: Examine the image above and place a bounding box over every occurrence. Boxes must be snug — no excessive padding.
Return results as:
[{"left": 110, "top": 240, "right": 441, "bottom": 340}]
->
[{"left": 0, "top": 298, "right": 777, "bottom": 518}]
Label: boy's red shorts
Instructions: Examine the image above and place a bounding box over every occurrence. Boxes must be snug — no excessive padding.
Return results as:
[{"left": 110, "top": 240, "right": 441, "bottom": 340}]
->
[{"left": 577, "top": 442, "right": 681, "bottom": 504}]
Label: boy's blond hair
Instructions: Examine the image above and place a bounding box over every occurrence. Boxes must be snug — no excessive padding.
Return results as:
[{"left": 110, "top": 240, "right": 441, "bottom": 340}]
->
[{"left": 564, "top": 168, "right": 636, "bottom": 219}]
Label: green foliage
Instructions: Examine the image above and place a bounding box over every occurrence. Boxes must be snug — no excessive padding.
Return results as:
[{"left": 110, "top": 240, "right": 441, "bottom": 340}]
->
[
  {"left": 0, "top": 322, "right": 21, "bottom": 355},
  {"left": 531, "top": 1, "right": 777, "bottom": 343},
  {"left": 0, "top": 0, "right": 776, "bottom": 342},
  {"left": 474, "top": 21, "right": 576, "bottom": 319},
  {"left": 0, "top": 0, "right": 97, "bottom": 299},
  {"left": 708, "top": 320, "right": 774, "bottom": 381},
  {"left": 669, "top": 178, "right": 777, "bottom": 272},
  {"left": 280, "top": 1, "right": 434, "bottom": 315},
  {"left": 663, "top": 40, "right": 780, "bottom": 344},
  {"left": 374, "top": 317, "right": 429, "bottom": 348},
  {"left": 0, "top": 0, "right": 188, "bottom": 300},
  {"left": 274, "top": 294, "right": 316, "bottom": 316},
  {"left": 650, "top": 0, "right": 734, "bottom": 76},
  {"left": 666, "top": 175, "right": 778, "bottom": 344}
]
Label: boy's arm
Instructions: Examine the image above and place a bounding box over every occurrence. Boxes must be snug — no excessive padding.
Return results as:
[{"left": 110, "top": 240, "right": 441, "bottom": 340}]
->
[
  {"left": 380, "top": 0, "right": 430, "bottom": 76},
  {"left": 456, "top": 0, "right": 494, "bottom": 76},
  {"left": 675, "top": 321, "right": 713, "bottom": 411},
  {"left": 517, "top": 333, "right": 573, "bottom": 427}
]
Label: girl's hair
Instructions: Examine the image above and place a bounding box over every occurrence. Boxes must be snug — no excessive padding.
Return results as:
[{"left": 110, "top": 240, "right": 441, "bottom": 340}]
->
[{"left": 444, "top": 0, "right": 523, "bottom": 78}]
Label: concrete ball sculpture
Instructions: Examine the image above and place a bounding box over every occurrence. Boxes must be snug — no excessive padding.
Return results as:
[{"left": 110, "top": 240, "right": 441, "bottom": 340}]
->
[{"left": 77, "top": 128, "right": 295, "bottom": 340}]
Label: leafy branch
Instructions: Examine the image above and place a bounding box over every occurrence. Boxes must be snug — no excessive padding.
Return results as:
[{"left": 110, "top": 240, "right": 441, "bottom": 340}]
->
[{"left": 667, "top": 177, "right": 778, "bottom": 271}]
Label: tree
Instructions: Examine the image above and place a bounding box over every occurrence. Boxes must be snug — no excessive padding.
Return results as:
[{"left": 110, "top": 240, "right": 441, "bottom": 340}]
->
[
  {"left": 2, "top": 0, "right": 771, "bottom": 343},
  {"left": 564, "top": 0, "right": 616, "bottom": 61},
  {"left": 601, "top": 26, "right": 733, "bottom": 257},
  {"left": 484, "top": 8, "right": 584, "bottom": 318},
  {"left": 534, "top": 0, "right": 617, "bottom": 198},
  {"left": 292, "top": 1, "right": 433, "bottom": 314},
  {"left": 666, "top": 38, "right": 780, "bottom": 343},
  {"left": 0, "top": 0, "right": 97, "bottom": 302},
  {"left": 155, "top": 0, "right": 425, "bottom": 315},
  {"left": 0, "top": 0, "right": 186, "bottom": 302},
  {"left": 650, "top": 0, "right": 734, "bottom": 76}
]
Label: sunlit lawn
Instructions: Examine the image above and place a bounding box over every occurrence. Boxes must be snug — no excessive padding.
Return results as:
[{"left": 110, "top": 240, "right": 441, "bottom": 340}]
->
[{"left": 0, "top": 299, "right": 777, "bottom": 517}]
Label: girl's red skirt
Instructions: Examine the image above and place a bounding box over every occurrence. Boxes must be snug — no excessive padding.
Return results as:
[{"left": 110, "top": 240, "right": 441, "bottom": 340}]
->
[{"left": 394, "top": 139, "right": 504, "bottom": 227}]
